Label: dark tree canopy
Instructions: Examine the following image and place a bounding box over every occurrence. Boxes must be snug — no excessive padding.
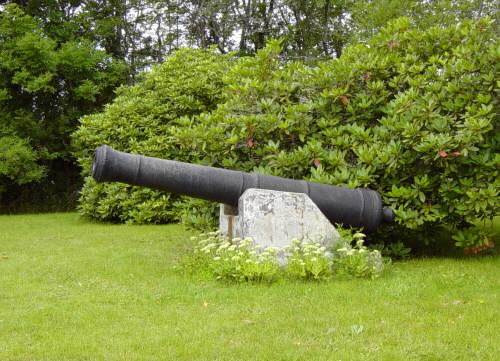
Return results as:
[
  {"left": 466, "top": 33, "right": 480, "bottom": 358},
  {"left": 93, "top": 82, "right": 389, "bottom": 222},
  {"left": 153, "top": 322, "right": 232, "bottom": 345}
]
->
[
  {"left": 0, "top": 4, "right": 127, "bottom": 205},
  {"left": 0, "top": 0, "right": 496, "bottom": 211},
  {"left": 3, "top": 0, "right": 496, "bottom": 72}
]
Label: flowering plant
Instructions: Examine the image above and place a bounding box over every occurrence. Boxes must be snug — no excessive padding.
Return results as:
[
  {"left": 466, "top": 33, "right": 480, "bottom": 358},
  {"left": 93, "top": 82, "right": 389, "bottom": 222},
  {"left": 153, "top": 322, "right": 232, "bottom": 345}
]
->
[
  {"left": 334, "top": 232, "right": 384, "bottom": 279},
  {"left": 194, "top": 232, "right": 280, "bottom": 282},
  {"left": 286, "top": 240, "right": 333, "bottom": 280},
  {"left": 188, "top": 230, "right": 386, "bottom": 283}
]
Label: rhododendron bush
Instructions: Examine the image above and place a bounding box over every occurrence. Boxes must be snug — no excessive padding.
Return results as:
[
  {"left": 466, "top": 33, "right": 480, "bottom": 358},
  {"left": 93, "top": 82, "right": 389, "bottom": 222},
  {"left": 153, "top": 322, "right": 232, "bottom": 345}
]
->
[{"left": 74, "top": 18, "right": 499, "bottom": 250}]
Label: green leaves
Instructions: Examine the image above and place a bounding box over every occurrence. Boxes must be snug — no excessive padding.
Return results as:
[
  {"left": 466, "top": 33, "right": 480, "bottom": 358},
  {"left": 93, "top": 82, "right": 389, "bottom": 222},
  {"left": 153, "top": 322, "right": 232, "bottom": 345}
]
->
[
  {"left": 73, "top": 48, "right": 232, "bottom": 223},
  {"left": 75, "top": 19, "right": 498, "bottom": 251},
  {"left": 0, "top": 4, "right": 127, "bottom": 200},
  {"left": 0, "top": 135, "right": 45, "bottom": 185}
]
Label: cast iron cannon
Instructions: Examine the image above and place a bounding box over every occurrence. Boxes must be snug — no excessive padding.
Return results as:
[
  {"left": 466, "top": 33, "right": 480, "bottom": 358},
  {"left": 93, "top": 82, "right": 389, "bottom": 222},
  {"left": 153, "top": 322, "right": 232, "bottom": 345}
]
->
[{"left": 92, "top": 145, "right": 394, "bottom": 231}]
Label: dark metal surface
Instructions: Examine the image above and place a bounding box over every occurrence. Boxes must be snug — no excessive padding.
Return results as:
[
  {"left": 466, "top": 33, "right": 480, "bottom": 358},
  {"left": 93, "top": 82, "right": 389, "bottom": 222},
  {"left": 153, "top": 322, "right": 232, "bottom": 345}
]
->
[{"left": 92, "top": 145, "right": 394, "bottom": 231}]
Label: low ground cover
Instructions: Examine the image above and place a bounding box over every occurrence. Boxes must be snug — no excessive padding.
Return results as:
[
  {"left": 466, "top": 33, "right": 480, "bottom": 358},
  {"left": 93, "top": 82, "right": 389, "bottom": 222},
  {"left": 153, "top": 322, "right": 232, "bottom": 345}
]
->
[{"left": 0, "top": 213, "right": 498, "bottom": 360}]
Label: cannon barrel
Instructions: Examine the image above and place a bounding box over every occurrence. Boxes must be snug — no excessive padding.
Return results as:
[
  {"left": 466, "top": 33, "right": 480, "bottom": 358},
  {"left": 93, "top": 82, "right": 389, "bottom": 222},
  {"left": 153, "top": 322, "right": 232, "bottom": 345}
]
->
[{"left": 92, "top": 145, "right": 394, "bottom": 231}]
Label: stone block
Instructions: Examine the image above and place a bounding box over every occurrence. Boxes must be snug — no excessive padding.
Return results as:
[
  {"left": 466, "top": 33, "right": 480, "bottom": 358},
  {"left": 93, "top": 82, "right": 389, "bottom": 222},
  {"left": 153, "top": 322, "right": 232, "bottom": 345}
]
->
[{"left": 219, "top": 188, "right": 340, "bottom": 253}]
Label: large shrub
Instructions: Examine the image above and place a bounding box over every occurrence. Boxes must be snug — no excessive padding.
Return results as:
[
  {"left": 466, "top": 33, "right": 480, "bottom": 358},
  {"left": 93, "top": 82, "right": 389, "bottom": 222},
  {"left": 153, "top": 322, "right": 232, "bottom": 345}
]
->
[
  {"left": 172, "top": 19, "right": 498, "bottom": 247},
  {"left": 75, "top": 19, "right": 498, "bottom": 249},
  {"left": 73, "top": 48, "right": 232, "bottom": 223}
]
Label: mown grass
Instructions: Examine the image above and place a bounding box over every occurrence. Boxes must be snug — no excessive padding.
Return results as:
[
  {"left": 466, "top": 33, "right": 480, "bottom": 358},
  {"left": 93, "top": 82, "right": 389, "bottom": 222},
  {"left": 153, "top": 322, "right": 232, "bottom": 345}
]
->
[{"left": 0, "top": 213, "right": 499, "bottom": 360}]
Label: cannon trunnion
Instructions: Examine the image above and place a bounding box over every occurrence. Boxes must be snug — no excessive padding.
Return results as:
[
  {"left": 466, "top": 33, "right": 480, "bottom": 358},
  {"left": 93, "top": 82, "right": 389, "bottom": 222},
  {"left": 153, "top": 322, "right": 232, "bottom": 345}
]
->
[{"left": 92, "top": 145, "right": 393, "bottom": 232}]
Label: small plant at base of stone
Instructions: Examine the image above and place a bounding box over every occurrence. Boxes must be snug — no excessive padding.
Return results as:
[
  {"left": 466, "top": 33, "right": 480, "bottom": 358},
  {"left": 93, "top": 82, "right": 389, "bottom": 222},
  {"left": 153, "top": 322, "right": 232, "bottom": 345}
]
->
[
  {"left": 370, "top": 241, "right": 411, "bottom": 260},
  {"left": 286, "top": 240, "right": 333, "bottom": 280},
  {"left": 334, "top": 232, "right": 384, "bottom": 279},
  {"left": 194, "top": 232, "right": 280, "bottom": 283},
  {"left": 188, "top": 231, "right": 387, "bottom": 282}
]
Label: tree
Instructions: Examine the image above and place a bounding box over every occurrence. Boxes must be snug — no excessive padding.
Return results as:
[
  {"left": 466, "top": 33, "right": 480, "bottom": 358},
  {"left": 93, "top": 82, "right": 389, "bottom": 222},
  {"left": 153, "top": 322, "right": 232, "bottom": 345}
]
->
[
  {"left": 0, "top": 4, "right": 127, "bottom": 205},
  {"left": 4, "top": 0, "right": 496, "bottom": 68},
  {"left": 351, "top": 0, "right": 498, "bottom": 42},
  {"left": 1, "top": 0, "right": 181, "bottom": 76},
  {"left": 1, "top": 0, "right": 496, "bottom": 212}
]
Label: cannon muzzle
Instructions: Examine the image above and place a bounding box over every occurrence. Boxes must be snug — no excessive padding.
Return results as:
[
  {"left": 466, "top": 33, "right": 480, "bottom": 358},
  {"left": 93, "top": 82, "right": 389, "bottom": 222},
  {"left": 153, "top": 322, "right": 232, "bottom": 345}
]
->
[{"left": 92, "top": 145, "right": 394, "bottom": 231}]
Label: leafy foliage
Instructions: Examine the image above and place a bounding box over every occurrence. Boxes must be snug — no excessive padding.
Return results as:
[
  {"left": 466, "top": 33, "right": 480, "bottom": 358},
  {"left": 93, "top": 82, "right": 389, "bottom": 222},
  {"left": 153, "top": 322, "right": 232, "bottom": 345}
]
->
[
  {"left": 193, "top": 233, "right": 281, "bottom": 283},
  {"left": 370, "top": 241, "right": 412, "bottom": 260},
  {"left": 0, "top": 135, "right": 44, "bottom": 195},
  {"left": 8, "top": 0, "right": 495, "bottom": 71},
  {"left": 3, "top": 0, "right": 496, "bottom": 212},
  {"left": 187, "top": 231, "right": 386, "bottom": 283},
  {"left": 0, "top": 4, "right": 127, "bottom": 203},
  {"left": 73, "top": 48, "right": 231, "bottom": 223},
  {"left": 351, "top": 0, "right": 497, "bottom": 42},
  {"left": 334, "top": 233, "right": 385, "bottom": 279},
  {"left": 452, "top": 228, "right": 495, "bottom": 255},
  {"left": 74, "top": 19, "right": 498, "bottom": 249},
  {"left": 169, "top": 19, "right": 498, "bottom": 248},
  {"left": 286, "top": 240, "right": 334, "bottom": 281}
]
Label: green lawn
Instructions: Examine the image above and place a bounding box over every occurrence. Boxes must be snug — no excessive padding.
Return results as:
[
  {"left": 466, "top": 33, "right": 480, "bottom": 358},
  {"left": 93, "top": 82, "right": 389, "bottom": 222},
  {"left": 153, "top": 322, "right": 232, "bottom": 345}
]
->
[{"left": 0, "top": 213, "right": 499, "bottom": 360}]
